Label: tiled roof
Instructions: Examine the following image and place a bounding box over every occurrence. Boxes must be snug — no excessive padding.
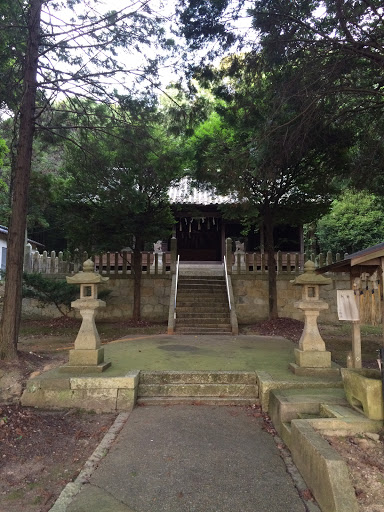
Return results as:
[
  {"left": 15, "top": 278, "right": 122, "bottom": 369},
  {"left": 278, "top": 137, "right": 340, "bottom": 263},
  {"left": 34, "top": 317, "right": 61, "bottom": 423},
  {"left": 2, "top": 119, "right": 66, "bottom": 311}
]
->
[{"left": 168, "top": 177, "right": 236, "bottom": 205}]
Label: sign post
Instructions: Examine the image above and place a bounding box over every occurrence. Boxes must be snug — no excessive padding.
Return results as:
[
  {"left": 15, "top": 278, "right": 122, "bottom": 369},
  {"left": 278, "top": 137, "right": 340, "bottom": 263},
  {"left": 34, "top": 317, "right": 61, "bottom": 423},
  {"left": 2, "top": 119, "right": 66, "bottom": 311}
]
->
[{"left": 337, "top": 289, "right": 361, "bottom": 368}]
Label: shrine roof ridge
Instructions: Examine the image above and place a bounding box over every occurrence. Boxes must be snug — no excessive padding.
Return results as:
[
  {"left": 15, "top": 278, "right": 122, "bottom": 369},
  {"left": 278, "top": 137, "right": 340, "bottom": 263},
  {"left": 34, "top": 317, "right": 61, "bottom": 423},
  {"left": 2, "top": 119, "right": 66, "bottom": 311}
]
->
[{"left": 168, "top": 177, "right": 237, "bottom": 206}]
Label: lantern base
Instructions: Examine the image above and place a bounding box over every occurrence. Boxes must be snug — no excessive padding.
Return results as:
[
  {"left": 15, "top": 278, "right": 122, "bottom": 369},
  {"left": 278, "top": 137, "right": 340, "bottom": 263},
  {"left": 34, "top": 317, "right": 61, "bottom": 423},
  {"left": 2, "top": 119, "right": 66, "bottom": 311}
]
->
[
  {"left": 294, "top": 348, "right": 332, "bottom": 368},
  {"left": 65, "top": 348, "right": 110, "bottom": 371},
  {"left": 289, "top": 362, "right": 340, "bottom": 377},
  {"left": 59, "top": 361, "right": 111, "bottom": 374}
]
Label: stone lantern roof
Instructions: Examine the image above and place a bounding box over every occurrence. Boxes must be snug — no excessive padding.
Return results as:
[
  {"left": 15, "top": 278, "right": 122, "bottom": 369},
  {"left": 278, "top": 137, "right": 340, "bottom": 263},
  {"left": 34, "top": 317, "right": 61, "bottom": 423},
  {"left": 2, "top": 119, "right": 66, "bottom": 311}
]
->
[
  {"left": 291, "top": 260, "right": 332, "bottom": 286},
  {"left": 66, "top": 258, "right": 109, "bottom": 285}
]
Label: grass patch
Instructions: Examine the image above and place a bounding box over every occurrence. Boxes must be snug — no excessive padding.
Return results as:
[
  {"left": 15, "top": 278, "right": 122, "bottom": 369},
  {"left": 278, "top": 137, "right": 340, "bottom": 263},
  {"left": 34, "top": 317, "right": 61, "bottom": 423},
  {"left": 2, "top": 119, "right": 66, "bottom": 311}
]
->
[
  {"left": 7, "top": 489, "right": 24, "bottom": 500},
  {"left": 27, "top": 482, "right": 41, "bottom": 490}
]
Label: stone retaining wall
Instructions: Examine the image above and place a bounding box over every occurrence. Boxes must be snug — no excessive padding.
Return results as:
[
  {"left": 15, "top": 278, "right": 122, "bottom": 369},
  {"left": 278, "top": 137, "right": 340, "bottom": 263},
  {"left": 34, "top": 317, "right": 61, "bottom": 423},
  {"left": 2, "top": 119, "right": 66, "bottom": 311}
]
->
[
  {"left": 21, "top": 275, "right": 172, "bottom": 322},
  {"left": 97, "top": 276, "right": 171, "bottom": 322},
  {"left": 20, "top": 273, "right": 350, "bottom": 324},
  {"left": 232, "top": 274, "right": 350, "bottom": 324}
]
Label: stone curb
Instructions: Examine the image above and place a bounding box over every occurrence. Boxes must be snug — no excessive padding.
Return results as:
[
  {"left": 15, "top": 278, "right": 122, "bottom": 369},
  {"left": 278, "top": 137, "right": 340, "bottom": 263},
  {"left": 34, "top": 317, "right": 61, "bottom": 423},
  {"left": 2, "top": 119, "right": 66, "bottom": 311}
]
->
[
  {"left": 272, "top": 433, "right": 322, "bottom": 512},
  {"left": 290, "top": 420, "right": 359, "bottom": 512},
  {"left": 48, "top": 411, "right": 131, "bottom": 512}
]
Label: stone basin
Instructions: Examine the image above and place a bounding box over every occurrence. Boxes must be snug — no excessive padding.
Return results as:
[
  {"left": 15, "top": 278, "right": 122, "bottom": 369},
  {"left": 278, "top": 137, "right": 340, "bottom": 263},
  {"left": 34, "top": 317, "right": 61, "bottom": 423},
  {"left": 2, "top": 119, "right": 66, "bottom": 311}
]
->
[{"left": 341, "top": 368, "right": 383, "bottom": 421}]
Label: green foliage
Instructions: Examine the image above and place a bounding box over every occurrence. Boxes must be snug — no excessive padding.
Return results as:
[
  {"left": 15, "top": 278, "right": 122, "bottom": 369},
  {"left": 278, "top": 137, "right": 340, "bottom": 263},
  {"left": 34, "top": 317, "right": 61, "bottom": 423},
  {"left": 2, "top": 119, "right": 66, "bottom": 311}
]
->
[
  {"left": 0, "top": 0, "right": 26, "bottom": 111},
  {"left": 59, "top": 98, "right": 184, "bottom": 252},
  {"left": 250, "top": 0, "right": 384, "bottom": 71},
  {"left": 316, "top": 190, "right": 384, "bottom": 254},
  {"left": 178, "top": 0, "right": 384, "bottom": 201},
  {"left": 0, "top": 138, "right": 8, "bottom": 165},
  {"left": 187, "top": 57, "right": 351, "bottom": 226},
  {"left": 177, "top": 0, "right": 241, "bottom": 55},
  {"left": 22, "top": 273, "right": 78, "bottom": 317}
]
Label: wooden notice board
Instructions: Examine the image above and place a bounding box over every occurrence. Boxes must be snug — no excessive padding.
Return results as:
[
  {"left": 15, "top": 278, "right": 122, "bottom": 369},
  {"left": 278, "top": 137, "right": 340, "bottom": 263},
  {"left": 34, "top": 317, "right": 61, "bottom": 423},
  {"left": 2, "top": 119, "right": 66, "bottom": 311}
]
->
[{"left": 337, "top": 290, "right": 359, "bottom": 321}]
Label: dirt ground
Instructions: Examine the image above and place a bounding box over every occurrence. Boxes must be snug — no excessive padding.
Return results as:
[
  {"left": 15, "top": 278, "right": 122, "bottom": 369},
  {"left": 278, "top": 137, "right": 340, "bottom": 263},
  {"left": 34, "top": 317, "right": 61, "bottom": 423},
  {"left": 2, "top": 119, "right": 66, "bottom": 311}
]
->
[
  {"left": 0, "top": 318, "right": 165, "bottom": 512},
  {"left": 0, "top": 317, "right": 383, "bottom": 511},
  {"left": 0, "top": 404, "right": 116, "bottom": 512},
  {"left": 325, "top": 434, "right": 384, "bottom": 512}
]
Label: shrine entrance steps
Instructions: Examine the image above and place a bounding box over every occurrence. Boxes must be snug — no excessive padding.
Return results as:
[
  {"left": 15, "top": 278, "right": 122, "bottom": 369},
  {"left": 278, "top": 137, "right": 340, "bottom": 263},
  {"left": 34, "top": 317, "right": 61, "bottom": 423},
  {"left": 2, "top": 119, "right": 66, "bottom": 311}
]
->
[
  {"left": 136, "top": 370, "right": 259, "bottom": 406},
  {"left": 175, "top": 265, "right": 232, "bottom": 335}
]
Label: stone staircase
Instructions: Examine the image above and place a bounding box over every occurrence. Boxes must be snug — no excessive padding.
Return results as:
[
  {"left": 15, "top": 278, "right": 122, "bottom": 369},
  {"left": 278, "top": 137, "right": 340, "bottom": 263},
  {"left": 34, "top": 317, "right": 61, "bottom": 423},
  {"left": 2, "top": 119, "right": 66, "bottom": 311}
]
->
[
  {"left": 137, "top": 371, "right": 259, "bottom": 406},
  {"left": 175, "top": 273, "right": 232, "bottom": 334}
]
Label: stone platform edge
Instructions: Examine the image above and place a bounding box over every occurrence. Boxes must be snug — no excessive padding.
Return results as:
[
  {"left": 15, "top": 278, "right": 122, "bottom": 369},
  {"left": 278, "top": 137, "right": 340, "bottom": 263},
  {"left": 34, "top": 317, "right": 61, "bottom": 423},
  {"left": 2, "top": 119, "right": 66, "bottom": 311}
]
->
[
  {"left": 21, "top": 371, "right": 140, "bottom": 413},
  {"left": 255, "top": 370, "right": 343, "bottom": 412},
  {"left": 268, "top": 389, "right": 383, "bottom": 512}
]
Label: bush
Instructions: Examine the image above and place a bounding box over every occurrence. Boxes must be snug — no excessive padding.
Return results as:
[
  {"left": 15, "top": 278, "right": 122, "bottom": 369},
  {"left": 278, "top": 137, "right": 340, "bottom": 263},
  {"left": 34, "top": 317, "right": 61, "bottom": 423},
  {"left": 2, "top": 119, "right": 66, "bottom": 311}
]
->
[{"left": 22, "top": 273, "right": 78, "bottom": 317}]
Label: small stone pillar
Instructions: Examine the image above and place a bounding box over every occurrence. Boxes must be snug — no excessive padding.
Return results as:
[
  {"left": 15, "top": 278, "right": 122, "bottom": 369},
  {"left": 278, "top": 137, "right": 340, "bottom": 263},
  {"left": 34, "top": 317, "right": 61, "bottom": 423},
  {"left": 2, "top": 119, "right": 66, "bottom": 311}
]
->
[
  {"left": 152, "top": 240, "right": 163, "bottom": 270},
  {"left": 290, "top": 260, "right": 333, "bottom": 375},
  {"left": 234, "top": 240, "right": 246, "bottom": 271},
  {"left": 61, "top": 259, "right": 110, "bottom": 373}
]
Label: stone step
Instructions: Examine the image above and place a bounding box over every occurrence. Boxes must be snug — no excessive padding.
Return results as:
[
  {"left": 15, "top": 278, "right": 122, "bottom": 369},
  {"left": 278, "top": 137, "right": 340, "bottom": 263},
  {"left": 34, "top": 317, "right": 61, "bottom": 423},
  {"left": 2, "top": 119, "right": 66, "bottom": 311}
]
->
[
  {"left": 174, "top": 271, "right": 231, "bottom": 334},
  {"left": 138, "top": 383, "right": 258, "bottom": 398},
  {"left": 137, "top": 397, "right": 260, "bottom": 406},
  {"left": 179, "top": 271, "right": 225, "bottom": 277},
  {"left": 177, "top": 298, "right": 228, "bottom": 305},
  {"left": 177, "top": 297, "right": 228, "bottom": 304},
  {"left": 178, "top": 287, "right": 227, "bottom": 293},
  {"left": 139, "top": 371, "right": 258, "bottom": 385},
  {"left": 176, "top": 305, "right": 228, "bottom": 311},
  {"left": 174, "top": 327, "right": 232, "bottom": 334},
  {"left": 177, "top": 290, "right": 227, "bottom": 297},
  {"left": 179, "top": 270, "right": 224, "bottom": 277},
  {"left": 178, "top": 274, "right": 224, "bottom": 280},
  {"left": 176, "top": 312, "right": 231, "bottom": 319},
  {"left": 176, "top": 316, "right": 230, "bottom": 321},
  {"left": 178, "top": 275, "right": 226, "bottom": 280},
  {"left": 178, "top": 281, "right": 226, "bottom": 286},
  {"left": 176, "top": 301, "right": 229, "bottom": 315},
  {"left": 176, "top": 321, "right": 231, "bottom": 327},
  {"left": 297, "top": 412, "right": 321, "bottom": 420},
  {"left": 178, "top": 282, "right": 226, "bottom": 287}
]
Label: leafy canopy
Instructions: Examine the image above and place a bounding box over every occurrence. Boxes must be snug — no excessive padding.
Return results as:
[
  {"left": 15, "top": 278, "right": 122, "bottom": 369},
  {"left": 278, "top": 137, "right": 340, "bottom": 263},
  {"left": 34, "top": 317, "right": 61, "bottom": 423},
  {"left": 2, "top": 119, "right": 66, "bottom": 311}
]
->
[
  {"left": 316, "top": 189, "right": 384, "bottom": 254},
  {"left": 187, "top": 55, "right": 351, "bottom": 225},
  {"left": 59, "top": 98, "right": 184, "bottom": 252}
]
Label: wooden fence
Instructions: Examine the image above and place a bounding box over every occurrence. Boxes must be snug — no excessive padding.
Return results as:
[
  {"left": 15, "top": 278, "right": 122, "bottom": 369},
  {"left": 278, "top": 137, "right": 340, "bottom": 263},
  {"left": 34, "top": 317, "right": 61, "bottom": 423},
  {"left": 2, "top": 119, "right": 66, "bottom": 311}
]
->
[
  {"left": 23, "top": 245, "right": 172, "bottom": 276},
  {"left": 230, "top": 250, "right": 349, "bottom": 274},
  {"left": 23, "top": 244, "right": 350, "bottom": 277}
]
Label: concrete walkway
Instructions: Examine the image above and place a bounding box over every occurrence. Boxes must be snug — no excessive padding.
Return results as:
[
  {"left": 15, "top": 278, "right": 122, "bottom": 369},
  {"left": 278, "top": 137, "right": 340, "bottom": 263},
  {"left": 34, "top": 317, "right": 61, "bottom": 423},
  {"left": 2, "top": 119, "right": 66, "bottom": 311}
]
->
[
  {"left": 65, "top": 405, "right": 307, "bottom": 512},
  {"left": 33, "top": 333, "right": 344, "bottom": 511}
]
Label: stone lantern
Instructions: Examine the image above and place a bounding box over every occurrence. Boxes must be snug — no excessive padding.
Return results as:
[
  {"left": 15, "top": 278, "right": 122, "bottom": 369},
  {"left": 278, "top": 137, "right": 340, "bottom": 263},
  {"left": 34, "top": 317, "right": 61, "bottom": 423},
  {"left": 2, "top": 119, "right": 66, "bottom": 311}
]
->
[
  {"left": 290, "top": 260, "right": 333, "bottom": 374},
  {"left": 62, "top": 259, "right": 110, "bottom": 373}
]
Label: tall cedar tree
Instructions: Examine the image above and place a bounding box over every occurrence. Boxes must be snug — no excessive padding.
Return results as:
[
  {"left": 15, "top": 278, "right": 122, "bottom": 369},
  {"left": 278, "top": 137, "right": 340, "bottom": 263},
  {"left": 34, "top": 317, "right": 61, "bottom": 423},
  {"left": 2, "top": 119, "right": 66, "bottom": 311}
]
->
[{"left": 0, "top": 0, "right": 174, "bottom": 359}]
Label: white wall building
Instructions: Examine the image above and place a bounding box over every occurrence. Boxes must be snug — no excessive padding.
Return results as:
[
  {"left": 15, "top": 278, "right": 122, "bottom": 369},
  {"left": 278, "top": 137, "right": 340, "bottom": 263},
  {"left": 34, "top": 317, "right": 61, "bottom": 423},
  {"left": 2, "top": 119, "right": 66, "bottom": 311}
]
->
[{"left": 0, "top": 225, "right": 44, "bottom": 276}]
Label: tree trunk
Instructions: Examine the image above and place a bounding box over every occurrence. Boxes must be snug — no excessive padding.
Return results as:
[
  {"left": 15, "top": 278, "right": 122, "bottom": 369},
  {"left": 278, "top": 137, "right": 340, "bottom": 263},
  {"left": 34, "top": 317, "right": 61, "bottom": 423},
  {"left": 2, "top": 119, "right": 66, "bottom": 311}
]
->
[
  {"left": 264, "top": 206, "right": 278, "bottom": 320},
  {"left": 0, "top": 0, "right": 42, "bottom": 360},
  {"left": 132, "top": 241, "right": 142, "bottom": 323}
]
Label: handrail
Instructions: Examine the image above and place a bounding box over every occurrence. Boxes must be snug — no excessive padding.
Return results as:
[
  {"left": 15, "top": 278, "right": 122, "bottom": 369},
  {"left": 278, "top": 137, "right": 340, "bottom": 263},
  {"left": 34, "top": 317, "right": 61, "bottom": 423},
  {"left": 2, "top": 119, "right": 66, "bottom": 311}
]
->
[
  {"left": 223, "top": 255, "right": 232, "bottom": 311},
  {"left": 174, "top": 255, "right": 180, "bottom": 318}
]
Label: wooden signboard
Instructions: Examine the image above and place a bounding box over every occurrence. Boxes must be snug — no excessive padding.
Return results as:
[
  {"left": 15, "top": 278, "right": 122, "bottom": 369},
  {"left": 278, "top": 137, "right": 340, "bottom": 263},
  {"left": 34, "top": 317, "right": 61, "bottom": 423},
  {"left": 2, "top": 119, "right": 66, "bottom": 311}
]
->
[{"left": 337, "top": 290, "right": 359, "bottom": 321}]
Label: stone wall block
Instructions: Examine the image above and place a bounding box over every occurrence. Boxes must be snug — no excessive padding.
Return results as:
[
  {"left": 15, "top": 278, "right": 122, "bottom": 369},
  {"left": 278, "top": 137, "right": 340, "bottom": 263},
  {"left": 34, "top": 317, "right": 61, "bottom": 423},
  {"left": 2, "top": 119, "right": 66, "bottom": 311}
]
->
[{"left": 117, "top": 389, "right": 137, "bottom": 410}]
